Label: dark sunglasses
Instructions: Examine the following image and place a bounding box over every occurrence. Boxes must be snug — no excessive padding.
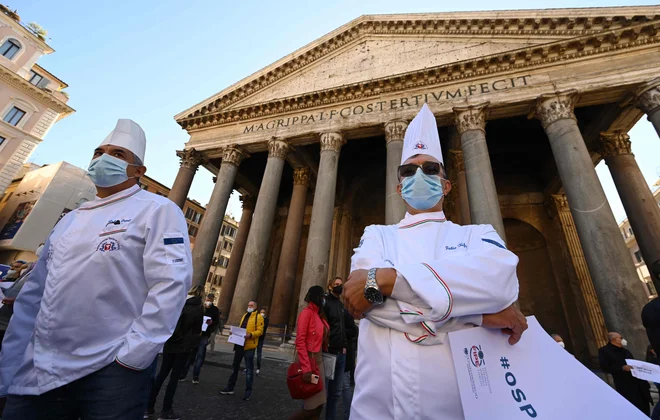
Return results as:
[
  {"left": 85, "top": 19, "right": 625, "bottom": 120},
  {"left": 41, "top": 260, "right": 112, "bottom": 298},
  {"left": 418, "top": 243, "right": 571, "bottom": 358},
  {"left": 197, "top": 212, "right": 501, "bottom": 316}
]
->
[{"left": 398, "top": 161, "right": 442, "bottom": 179}]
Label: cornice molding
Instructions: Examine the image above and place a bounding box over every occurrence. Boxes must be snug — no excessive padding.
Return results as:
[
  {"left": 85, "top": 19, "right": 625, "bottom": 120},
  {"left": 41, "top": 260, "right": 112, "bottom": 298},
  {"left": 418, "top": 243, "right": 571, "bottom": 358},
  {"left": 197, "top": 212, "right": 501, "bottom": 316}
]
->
[
  {"left": 178, "top": 20, "right": 660, "bottom": 132},
  {"left": 177, "top": 12, "right": 659, "bottom": 122},
  {"left": 0, "top": 64, "right": 74, "bottom": 117}
]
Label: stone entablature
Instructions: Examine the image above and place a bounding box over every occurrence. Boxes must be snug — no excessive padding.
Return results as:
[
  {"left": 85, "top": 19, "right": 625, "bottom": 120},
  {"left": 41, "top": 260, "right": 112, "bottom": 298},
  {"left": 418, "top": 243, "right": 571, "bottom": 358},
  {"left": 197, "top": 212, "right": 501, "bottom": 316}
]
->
[{"left": 176, "top": 7, "right": 660, "bottom": 122}]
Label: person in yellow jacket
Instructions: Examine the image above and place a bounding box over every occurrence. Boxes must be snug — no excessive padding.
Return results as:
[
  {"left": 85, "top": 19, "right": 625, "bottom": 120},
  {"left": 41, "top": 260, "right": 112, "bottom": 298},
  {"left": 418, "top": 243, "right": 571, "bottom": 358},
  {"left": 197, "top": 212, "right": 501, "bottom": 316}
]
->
[{"left": 219, "top": 301, "right": 264, "bottom": 401}]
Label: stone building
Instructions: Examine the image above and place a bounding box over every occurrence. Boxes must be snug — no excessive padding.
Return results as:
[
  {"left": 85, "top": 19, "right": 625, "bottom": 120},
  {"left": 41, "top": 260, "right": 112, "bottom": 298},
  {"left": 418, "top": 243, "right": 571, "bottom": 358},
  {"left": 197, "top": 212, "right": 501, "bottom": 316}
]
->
[
  {"left": 170, "top": 6, "right": 660, "bottom": 363},
  {"left": 0, "top": 7, "right": 74, "bottom": 196},
  {"left": 619, "top": 181, "right": 660, "bottom": 297}
]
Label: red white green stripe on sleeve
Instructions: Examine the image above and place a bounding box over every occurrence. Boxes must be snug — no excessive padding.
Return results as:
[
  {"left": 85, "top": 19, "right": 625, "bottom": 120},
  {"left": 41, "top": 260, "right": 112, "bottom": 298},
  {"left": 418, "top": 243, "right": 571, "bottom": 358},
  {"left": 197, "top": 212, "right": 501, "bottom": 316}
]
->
[
  {"left": 404, "top": 332, "right": 429, "bottom": 344},
  {"left": 421, "top": 262, "right": 453, "bottom": 322},
  {"left": 398, "top": 218, "right": 446, "bottom": 229}
]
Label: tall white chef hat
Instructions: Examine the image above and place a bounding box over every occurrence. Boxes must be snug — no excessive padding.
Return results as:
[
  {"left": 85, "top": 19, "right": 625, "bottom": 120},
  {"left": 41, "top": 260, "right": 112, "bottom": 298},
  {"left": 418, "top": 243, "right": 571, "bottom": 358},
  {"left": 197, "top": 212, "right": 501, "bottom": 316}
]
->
[
  {"left": 98, "top": 119, "right": 146, "bottom": 163},
  {"left": 400, "top": 103, "right": 443, "bottom": 165}
]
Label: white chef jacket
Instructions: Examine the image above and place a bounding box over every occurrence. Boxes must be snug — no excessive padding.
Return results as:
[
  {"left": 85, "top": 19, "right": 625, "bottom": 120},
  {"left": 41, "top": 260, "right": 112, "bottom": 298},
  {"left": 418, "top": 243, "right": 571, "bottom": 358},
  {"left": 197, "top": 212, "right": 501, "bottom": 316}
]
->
[
  {"left": 0, "top": 184, "right": 192, "bottom": 396},
  {"left": 350, "top": 211, "right": 519, "bottom": 420}
]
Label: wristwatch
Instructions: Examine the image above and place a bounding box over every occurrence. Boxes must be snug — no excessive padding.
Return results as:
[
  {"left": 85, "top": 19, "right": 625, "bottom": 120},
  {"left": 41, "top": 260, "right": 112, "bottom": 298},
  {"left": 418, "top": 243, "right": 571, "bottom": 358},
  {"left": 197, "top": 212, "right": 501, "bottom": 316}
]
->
[{"left": 364, "top": 268, "right": 384, "bottom": 305}]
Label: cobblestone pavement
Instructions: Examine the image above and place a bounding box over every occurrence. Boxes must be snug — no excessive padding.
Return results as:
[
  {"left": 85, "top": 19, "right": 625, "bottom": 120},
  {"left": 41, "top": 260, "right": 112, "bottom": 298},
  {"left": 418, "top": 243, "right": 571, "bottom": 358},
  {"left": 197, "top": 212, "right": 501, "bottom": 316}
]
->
[{"left": 150, "top": 343, "right": 348, "bottom": 420}]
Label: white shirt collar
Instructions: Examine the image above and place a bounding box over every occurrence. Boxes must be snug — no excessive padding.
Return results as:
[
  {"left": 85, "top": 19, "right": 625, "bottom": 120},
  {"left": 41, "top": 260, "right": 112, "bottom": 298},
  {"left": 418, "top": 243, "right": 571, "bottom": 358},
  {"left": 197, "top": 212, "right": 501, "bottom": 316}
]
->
[{"left": 397, "top": 210, "right": 446, "bottom": 228}]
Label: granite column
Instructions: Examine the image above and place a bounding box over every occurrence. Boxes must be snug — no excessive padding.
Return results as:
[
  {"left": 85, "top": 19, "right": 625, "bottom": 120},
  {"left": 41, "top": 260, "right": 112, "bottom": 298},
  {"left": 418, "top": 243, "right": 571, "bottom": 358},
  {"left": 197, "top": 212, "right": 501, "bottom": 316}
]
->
[
  {"left": 384, "top": 120, "right": 408, "bottom": 225},
  {"left": 269, "top": 168, "right": 309, "bottom": 327},
  {"left": 191, "top": 146, "right": 246, "bottom": 287},
  {"left": 217, "top": 194, "right": 255, "bottom": 319},
  {"left": 636, "top": 78, "right": 660, "bottom": 138},
  {"left": 169, "top": 149, "right": 205, "bottom": 209},
  {"left": 297, "top": 132, "right": 345, "bottom": 316},
  {"left": 228, "top": 139, "right": 289, "bottom": 325},
  {"left": 600, "top": 131, "right": 660, "bottom": 286},
  {"left": 453, "top": 102, "right": 505, "bottom": 239},
  {"left": 535, "top": 90, "right": 649, "bottom": 356}
]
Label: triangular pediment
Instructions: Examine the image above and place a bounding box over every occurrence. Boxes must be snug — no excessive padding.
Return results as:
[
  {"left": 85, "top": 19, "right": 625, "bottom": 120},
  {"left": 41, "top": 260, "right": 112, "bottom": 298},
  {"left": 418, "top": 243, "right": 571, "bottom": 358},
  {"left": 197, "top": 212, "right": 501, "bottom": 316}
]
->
[{"left": 176, "top": 6, "right": 660, "bottom": 126}]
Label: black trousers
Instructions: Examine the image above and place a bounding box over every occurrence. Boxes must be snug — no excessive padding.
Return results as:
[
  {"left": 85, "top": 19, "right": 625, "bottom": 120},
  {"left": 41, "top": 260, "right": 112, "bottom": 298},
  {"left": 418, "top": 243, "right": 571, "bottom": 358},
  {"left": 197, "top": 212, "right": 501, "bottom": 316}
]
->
[{"left": 148, "top": 353, "right": 188, "bottom": 413}]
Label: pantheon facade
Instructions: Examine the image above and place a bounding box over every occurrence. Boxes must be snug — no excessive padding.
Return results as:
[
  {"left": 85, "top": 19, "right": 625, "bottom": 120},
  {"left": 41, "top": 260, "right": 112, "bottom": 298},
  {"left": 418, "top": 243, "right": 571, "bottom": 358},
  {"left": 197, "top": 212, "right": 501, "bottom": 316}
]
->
[{"left": 170, "top": 6, "right": 660, "bottom": 363}]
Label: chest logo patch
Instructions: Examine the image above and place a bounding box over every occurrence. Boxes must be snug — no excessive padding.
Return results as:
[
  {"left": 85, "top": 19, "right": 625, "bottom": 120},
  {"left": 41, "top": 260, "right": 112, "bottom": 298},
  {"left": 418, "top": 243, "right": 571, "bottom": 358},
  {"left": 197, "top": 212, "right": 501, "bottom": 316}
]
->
[
  {"left": 97, "top": 238, "right": 120, "bottom": 252},
  {"left": 446, "top": 243, "right": 467, "bottom": 251},
  {"left": 413, "top": 142, "right": 427, "bottom": 150}
]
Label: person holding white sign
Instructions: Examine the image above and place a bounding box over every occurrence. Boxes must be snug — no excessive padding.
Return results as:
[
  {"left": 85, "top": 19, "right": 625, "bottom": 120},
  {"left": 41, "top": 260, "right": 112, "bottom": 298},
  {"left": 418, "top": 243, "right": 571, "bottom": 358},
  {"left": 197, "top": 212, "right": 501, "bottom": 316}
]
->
[
  {"left": 342, "top": 104, "right": 527, "bottom": 420},
  {"left": 598, "top": 332, "right": 652, "bottom": 416}
]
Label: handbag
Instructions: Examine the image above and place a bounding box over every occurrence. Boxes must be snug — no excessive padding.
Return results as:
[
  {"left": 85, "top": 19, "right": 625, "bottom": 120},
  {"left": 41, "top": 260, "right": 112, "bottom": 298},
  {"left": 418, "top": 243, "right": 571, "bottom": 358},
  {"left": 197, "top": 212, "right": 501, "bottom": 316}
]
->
[
  {"left": 287, "top": 351, "right": 323, "bottom": 399},
  {"left": 322, "top": 352, "right": 337, "bottom": 380}
]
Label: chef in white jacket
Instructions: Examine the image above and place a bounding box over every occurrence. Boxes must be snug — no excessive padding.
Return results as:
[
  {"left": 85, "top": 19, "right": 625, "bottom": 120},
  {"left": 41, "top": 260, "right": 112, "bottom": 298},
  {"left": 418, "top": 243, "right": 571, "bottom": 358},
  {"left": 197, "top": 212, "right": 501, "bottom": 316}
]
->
[
  {"left": 0, "top": 119, "right": 192, "bottom": 420},
  {"left": 343, "top": 104, "right": 528, "bottom": 420}
]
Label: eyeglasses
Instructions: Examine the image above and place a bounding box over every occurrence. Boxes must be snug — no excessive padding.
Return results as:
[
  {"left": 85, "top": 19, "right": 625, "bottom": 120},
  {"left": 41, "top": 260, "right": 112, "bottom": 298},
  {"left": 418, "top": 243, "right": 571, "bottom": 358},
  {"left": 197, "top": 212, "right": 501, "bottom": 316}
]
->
[{"left": 398, "top": 161, "right": 442, "bottom": 179}]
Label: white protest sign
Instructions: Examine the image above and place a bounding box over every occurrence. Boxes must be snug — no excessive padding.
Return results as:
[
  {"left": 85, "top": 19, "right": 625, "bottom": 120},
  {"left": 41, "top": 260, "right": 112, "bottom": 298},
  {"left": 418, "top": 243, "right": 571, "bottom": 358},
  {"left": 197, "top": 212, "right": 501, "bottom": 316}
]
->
[
  {"left": 626, "top": 359, "right": 660, "bottom": 383},
  {"left": 448, "top": 316, "right": 648, "bottom": 420},
  {"left": 228, "top": 326, "right": 247, "bottom": 346}
]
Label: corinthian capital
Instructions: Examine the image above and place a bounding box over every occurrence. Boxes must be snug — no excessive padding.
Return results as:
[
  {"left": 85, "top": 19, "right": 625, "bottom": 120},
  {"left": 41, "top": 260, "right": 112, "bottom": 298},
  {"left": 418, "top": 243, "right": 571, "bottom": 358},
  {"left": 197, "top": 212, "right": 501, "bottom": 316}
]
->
[
  {"left": 534, "top": 90, "right": 578, "bottom": 129},
  {"left": 222, "top": 145, "right": 247, "bottom": 166},
  {"left": 599, "top": 131, "right": 632, "bottom": 158},
  {"left": 384, "top": 120, "right": 408, "bottom": 144},
  {"left": 240, "top": 194, "right": 256, "bottom": 211},
  {"left": 293, "top": 167, "right": 310, "bottom": 186},
  {"left": 176, "top": 148, "right": 205, "bottom": 170},
  {"left": 320, "top": 132, "right": 345, "bottom": 152},
  {"left": 453, "top": 102, "right": 489, "bottom": 135},
  {"left": 267, "top": 138, "right": 290, "bottom": 160},
  {"left": 635, "top": 78, "right": 660, "bottom": 116}
]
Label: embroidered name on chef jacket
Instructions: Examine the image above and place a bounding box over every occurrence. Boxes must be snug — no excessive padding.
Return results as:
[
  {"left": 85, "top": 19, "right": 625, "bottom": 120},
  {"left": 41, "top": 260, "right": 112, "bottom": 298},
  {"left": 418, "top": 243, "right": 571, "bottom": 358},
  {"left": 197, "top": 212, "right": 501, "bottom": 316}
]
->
[{"left": 445, "top": 242, "right": 468, "bottom": 251}]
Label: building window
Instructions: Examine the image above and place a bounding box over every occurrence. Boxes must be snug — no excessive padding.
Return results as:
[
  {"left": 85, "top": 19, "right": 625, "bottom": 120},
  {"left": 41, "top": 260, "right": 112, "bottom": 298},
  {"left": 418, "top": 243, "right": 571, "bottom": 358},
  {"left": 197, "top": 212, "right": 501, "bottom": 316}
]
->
[
  {"left": 215, "top": 241, "right": 222, "bottom": 253},
  {"left": 185, "top": 208, "right": 194, "bottom": 220},
  {"left": 4, "top": 107, "right": 26, "bottom": 126},
  {"left": 224, "top": 226, "right": 236, "bottom": 238},
  {"left": 628, "top": 227, "right": 634, "bottom": 236},
  {"left": 223, "top": 241, "right": 233, "bottom": 252},
  {"left": 206, "top": 272, "right": 213, "bottom": 284},
  {"left": 29, "top": 70, "right": 44, "bottom": 86},
  {"left": 0, "top": 135, "right": 4, "bottom": 146},
  {"left": 220, "top": 225, "right": 226, "bottom": 236},
  {"left": 0, "top": 39, "right": 20, "bottom": 60},
  {"left": 188, "top": 224, "right": 198, "bottom": 237},
  {"left": 647, "top": 280, "right": 658, "bottom": 297},
  {"left": 634, "top": 250, "right": 643, "bottom": 263},
  {"left": 194, "top": 212, "right": 202, "bottom": 224}
]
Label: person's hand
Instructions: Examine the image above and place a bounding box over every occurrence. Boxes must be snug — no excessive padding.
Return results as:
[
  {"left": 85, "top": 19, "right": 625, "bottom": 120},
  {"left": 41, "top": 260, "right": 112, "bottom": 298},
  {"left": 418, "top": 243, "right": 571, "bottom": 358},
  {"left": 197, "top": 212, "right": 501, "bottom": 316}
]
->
[
  {"left": 206, "top": 319, "right": 212, "bottom": 325},
  {"left": 482, "top": 304, "right": 528, "bottom": 345},
  {"left": 343, "top": 348, "right": 347, "bottom": 354},
  {"left": 302, "top": 372, "right": 313, "bottom": 383},
  {"left": 246, "top": 333, "right": 252, "bottom": 339},
  {"left": 623, "top": 365, "right": 633, "bottom": 372},
  {"left": 344, "top": 270, "right": 372, "bottom": 319}
]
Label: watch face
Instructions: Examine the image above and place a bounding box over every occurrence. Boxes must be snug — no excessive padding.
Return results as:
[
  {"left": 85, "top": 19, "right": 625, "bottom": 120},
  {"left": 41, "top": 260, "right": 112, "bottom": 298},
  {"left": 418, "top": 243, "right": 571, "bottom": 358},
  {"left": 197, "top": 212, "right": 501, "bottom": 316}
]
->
[{"left": 365, "top": 287, "right": 383, "bottom": 305}]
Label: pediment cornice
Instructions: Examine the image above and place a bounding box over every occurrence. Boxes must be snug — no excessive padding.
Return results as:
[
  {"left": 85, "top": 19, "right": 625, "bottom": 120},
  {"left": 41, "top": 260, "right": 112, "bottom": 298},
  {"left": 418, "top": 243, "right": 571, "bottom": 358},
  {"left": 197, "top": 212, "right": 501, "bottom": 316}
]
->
[
  {"left": 178, "top": 19, "right": 660, "bottom": 132},
  {"left": 175, "top": 7, "right": 660, "bottom": 126}
]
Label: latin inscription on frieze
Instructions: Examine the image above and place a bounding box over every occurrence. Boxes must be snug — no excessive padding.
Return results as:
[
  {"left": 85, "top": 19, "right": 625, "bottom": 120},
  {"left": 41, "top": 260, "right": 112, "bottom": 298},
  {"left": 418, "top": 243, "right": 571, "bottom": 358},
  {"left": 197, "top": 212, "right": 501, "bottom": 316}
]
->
[{"left": 244, "top": 75, "right": 532, "bottom": 133}]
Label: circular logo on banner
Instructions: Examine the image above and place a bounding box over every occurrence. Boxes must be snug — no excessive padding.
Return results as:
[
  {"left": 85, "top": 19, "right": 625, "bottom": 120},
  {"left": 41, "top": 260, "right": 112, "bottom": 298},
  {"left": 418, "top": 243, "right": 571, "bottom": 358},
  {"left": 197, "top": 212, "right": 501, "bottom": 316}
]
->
[{"left": 469, "top": 345, "right": 485, "bottom": 368}]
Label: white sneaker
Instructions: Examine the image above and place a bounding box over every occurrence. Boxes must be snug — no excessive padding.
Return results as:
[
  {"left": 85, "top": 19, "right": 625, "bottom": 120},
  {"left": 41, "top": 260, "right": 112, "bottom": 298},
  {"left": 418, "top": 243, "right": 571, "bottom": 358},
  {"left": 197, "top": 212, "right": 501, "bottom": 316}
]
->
[
  {"left": 256, "top": 369, "right": 260, "bottom": 375},
  {"left": 192, "top": 379, "right": 199, "bottom": 384}
]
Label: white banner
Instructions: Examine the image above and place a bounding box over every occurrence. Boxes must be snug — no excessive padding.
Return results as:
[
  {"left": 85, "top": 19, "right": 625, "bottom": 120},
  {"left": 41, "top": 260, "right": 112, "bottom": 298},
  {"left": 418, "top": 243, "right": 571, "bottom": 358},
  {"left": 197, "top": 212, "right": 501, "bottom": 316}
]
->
[
  {"left": 626, "top": 359, "right": 660, "bottom": 383},
  {"left": 448, "top": 316, "right": 648, "bottom": 419}
]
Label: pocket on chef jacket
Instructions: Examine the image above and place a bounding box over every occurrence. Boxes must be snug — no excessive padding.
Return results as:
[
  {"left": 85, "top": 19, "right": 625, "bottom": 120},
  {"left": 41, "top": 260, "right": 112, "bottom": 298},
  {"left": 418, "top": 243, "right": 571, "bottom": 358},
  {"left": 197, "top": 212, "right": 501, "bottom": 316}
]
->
[{"left": 163, "top": 233, "right": 188, "bottom": 265}]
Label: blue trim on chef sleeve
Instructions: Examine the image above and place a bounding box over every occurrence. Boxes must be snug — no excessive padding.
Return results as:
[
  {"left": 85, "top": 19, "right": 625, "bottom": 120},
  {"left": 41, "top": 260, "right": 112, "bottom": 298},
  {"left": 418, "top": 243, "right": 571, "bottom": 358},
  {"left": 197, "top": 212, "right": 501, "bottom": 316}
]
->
[
  {"left": 164, "top": 237, "right": 184, "bottom": 245},
  {"left": 482, "top": 238, "right": 506, "bottom": 249}
]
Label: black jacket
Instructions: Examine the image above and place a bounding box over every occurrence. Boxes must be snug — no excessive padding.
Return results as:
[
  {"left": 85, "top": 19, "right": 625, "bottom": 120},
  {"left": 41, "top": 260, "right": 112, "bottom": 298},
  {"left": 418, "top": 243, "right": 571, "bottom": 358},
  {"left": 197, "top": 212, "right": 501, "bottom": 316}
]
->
[
  {"left": 323, "top": 293, "right": 346, "bottom": 353},
  {"left": 202, "top": 304, "right": 220, "bottom": 337},
  {"left": 344, "top": 310, "right": 358, "bottom": 373},
  {"left": 598, "top": 343, "right": 651, "bottom": 412},
  {"left": 164, "top": 296, "right": 204, "bottom": 354},
  {"left": 642, "top": 297, "right": 660, "bottom": 355}
]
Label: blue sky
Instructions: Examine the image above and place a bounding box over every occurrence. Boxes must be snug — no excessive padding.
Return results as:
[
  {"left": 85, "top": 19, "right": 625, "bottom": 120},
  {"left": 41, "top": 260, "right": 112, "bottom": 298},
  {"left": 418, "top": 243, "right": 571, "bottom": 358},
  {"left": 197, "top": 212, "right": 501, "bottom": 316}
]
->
[{"left": 19, "top": 0, "right": 660, "bottom": 222}]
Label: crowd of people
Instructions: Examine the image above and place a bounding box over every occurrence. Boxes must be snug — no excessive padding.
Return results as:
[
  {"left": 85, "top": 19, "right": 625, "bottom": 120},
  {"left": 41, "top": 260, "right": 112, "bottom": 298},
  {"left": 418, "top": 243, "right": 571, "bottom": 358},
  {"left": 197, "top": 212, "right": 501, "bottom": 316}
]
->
[{"left": 0, "top": 105, "right": 657, "bottom": 420}]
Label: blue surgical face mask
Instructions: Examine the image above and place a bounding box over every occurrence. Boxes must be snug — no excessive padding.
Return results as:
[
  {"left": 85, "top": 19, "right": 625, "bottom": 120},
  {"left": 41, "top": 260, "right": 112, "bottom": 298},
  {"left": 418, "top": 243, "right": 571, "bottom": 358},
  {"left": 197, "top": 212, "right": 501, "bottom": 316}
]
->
[
  {"left": 87, "top": 154, "right": 136, "bottom": 188},
  {"left": 400, "top": 168, "right": 444, "bottom": 211}
]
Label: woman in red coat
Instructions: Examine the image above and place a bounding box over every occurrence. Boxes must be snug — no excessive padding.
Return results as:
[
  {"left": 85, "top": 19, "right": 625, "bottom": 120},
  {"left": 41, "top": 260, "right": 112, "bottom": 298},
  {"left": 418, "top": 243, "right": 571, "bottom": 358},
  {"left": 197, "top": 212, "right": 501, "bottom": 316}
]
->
[{"left": 289, "top": 286, "right": 329, "bottom": 420}]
